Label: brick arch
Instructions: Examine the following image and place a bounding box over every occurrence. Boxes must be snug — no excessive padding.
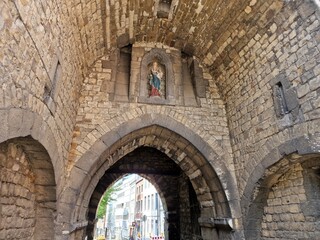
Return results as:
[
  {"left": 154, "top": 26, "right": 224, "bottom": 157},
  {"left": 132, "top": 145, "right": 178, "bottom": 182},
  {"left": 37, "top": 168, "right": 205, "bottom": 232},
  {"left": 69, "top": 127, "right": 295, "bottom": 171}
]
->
[
  {"left": 0, "top": 108, "right": 63, "bottom": 188},
  {"left": 242, "top": 132, "right": 320, "bottom": 238},
  {"left": 63, "top": 113, "right": 241, "bottom": 238},
  {"left": 241, "top": 131, "right": 320, "bottom": 214},
  {"left": 72, "top": 107, "right": 232, "bottom": 167},
  {"left": 0, "top": 136, "right": 56, "bottom": 239},
  {"left": 85, "top": 146, "right": 194, "bottom": 240}
]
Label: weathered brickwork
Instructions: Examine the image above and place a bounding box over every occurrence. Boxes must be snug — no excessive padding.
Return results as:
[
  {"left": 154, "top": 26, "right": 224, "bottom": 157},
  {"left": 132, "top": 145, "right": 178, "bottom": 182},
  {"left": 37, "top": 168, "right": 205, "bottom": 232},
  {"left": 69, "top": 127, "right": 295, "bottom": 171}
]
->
[
  {"left": 0, "top": 142, "right": 36, "bottom": 239},
  {"left": 261, "top": 163, "right": 320, "bottom": 239},
  {"left": 0, "top": 0, "right": 95, "bottom": 182},
  {"left": 0, "top": 138, "right": 56, "bottom": 239},
  {"left": 206, "top": 0, "right": 320, "bottom": 198},
  {"left": 1, "top": 0, "right": 320, "bottom": 239},
  {"left": 69, "top": 43, "right": 233, "bottom": 173}
]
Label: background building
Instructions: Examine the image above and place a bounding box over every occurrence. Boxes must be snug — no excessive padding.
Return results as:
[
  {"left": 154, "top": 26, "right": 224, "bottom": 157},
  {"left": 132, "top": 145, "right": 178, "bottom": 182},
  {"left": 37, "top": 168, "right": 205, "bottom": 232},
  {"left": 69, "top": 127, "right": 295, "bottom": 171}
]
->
[
  {"left": 135, "top": 178, "right": 165, "bottom": 240},
  {"left": 101, "top": 175, "right": 164, "bottom": 240}
]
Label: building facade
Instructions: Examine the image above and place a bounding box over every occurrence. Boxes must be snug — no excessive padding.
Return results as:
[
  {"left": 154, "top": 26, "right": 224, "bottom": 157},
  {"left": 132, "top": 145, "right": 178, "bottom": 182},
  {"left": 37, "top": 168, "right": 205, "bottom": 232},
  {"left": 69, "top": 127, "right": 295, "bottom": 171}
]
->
[
  {"left": 102, "top": 175, "right": 164, "bottom": 240},
  {"left": 135, "top": 178, "right": 165, "bottom": 240}
]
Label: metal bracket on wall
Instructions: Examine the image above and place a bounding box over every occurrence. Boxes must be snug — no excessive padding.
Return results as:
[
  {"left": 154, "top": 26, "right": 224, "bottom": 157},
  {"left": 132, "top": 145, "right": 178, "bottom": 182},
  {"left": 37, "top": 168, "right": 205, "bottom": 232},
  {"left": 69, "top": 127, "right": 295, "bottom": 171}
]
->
[
  {"left": 62, "top": 220, "right": 89, "bottom": 235},
  {"left": 198, "top": 217, "right": 234, "bottom": 231}
]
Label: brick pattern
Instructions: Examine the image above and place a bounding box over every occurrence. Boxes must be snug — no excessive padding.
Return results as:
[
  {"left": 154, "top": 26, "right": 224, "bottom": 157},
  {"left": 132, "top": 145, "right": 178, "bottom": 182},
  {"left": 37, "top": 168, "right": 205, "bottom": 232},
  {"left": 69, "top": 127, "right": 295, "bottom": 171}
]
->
[
  {"left": 0, "top": 138, "right": 56, "bottom": 240},
  {"left": 205, "top": 0, "right": 320, "bottom": 198},
  {"left": 104, "top": 0, "right": 251, "bottom": 54},
  {"left": 68, "top": 123, "right": 236, "bottom": 239},
  {"left": 1, "top": 0, "right": 320, "bottom": 239},
  {"left": 261, "top": 163, "right": 320, "bottom": 239},
  {"left": 0, "top": 142, "right": 36, "bottom": 239},
  {"left": 179, "top": 177, "right": 201, "bottom": 240},
  {"left": 70, "top": 44, "right": 232, "bottom": 170},
  {"left": 0, "top": 0, "right": 92, "bottom": 173}
]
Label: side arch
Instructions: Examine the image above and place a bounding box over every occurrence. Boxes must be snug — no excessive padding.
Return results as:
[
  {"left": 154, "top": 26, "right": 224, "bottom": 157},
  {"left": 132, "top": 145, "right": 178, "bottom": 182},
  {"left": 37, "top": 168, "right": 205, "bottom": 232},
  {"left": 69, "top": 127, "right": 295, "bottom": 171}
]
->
[
  {"left": 0, "top": 108, "right": 65, "bottom": 239},
  {"left": 0, "top": 108, "right": 63, "bottom": 187},
  {"left": 0, "top": 136, "right": 57, "bottom": 239},
  {"left": 242, "top": 131, "right": 320, "bottom": 238}
]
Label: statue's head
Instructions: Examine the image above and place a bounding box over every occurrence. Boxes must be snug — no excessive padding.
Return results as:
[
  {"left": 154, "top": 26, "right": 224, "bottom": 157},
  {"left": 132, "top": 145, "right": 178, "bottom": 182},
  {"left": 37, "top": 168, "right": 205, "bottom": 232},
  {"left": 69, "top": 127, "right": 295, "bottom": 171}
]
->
[{"left": 152, "top": 61, "right": 158, "bottom": 70}]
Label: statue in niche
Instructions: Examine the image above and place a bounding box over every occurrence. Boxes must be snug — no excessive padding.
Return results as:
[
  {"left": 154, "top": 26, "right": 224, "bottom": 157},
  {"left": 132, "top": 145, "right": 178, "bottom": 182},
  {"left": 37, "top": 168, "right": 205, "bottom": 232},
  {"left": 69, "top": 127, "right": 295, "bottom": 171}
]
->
[{"left": 148, "top": 60, "right": 165, "bottom": 97}]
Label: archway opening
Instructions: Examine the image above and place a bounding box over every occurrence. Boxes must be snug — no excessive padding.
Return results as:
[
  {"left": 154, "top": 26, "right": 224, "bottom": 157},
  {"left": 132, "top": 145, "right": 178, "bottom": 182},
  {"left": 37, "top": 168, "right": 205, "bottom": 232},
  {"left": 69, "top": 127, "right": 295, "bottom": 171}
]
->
[
  {"left": 0, "top": 136, "right": 56, "bottom": 240},
  {"left": 93, "top": 174, "right": 168, "bottom": 240},
  {"left": 86, "top": 146, "right": 203, "bottom": 240},
  {"left": 69, "top": 123, "right": 235, "bottom": 240}
]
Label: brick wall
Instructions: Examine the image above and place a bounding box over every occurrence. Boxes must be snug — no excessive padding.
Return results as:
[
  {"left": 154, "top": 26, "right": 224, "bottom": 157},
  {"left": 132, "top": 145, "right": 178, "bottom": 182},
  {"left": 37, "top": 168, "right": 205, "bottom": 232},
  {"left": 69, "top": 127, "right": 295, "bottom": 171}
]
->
[
  {"left": 206, "top": 0, "right": 320, "bottom": 198},
  {"left": 0, "top": 142, "right": 36, "bottom": 239},
  {"left": 260, "top": 159, "right": 320, "bottom": 239},
  {"left": 261, "top": 163, "right": 310, "bottom": 239},
  {"left": 0, "top": 0, "right": 95, "bottom": 176},
  {"left": 70, "top": 43, "right": 232, "bottom": 166},
  {"left": 1, "top": 0, "right": 319, "bottom": 239},
  {"left": 0, "top": 138, "right": 56, "bottom": 240}
]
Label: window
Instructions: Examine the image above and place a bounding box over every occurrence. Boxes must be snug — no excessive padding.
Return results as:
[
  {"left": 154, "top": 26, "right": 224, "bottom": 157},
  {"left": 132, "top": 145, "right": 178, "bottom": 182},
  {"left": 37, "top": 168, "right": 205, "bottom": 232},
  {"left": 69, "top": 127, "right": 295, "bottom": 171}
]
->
[
  {"left": 271, "top": 73, "right": 300, "bottom": 124},
  {"left": 144, "top": 196, "right": 147, "bottom": 210},
  {"left": 155, "top": 193, "right": 159, "bottom": 210},
  {"left": 157, "top": 0, "right": 172, "bottom": 18},
  {"left": 151, "top": 194, "right": 154, "bottom": 210},
  {"left": 274, "top": 82, "right": 288, "bottom": 117},
  {"left": 44, "top": 57, "right": 62, "bottom": 114}
]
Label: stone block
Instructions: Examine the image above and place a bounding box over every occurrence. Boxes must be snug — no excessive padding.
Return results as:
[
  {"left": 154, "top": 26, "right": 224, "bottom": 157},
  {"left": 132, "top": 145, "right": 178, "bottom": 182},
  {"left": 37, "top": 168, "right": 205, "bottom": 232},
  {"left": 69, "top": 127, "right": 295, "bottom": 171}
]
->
[
  {"left": 8, "top": 108, "right": 23, "bottom": 138},
  {"left": 101, "top": 129, "right": 121, "bottom": 148},
  {"left": 20, "top": 110, "right": 35, "bottom": 136},
  {"left": 0, "top": 110, "right": 9, "bottom": 142},
  {"left": 298, "top": 1, "right": 315, "bottom": 19},
  {"left": 284, "top": 88, "right": 299, "bottom": 111},
  {"left": 296, "top": 135, "right": 314, "bottom": 154}
]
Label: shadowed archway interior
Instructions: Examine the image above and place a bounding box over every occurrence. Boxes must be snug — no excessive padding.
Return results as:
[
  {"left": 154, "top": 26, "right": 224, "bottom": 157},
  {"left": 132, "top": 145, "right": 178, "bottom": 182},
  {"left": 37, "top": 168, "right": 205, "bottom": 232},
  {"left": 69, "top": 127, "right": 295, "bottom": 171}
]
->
[
  {"left": 73, "top": 125, "right": 232, "bottom": 240},
  {"left": 86, "top": 147, "right": 201, "bottom": 239}
]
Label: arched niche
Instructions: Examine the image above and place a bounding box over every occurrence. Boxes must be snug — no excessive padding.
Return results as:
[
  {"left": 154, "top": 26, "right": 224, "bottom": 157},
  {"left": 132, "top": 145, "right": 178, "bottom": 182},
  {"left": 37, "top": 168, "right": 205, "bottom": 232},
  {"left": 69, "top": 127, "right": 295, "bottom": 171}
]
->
[
  {"left": 138, "top": 49, "right": 175, "bottom": 105},
  {"left": 242, "top": 132, "right": 320, "bottom": 239},
  {"left": 244, "top": 153, "right": 320, "bottom": 239}
]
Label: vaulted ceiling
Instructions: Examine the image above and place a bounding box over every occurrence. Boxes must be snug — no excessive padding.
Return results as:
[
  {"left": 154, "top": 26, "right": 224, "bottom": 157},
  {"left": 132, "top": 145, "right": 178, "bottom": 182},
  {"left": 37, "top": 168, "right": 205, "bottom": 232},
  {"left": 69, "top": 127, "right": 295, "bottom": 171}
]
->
[{"left": 70, "top": 0, "right": 251, "bottom": 68}]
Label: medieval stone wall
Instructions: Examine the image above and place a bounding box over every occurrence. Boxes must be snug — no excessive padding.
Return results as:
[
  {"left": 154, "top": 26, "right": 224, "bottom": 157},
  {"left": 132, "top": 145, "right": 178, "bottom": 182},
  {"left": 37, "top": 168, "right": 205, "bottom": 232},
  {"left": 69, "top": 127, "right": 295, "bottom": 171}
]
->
[
  {"left": 69, "top": 43, "right": 233, "bottom": 173},
  {"left": 0, "top": 138, "right": 56, "bottom": 239},
  {"left": 261, "top": 162, "right": 320, "bottom": 239},
  {"left": 1, "top": 0, "right": 319, "bottom": 239},
  {"left": 0, "top": 0, "right": 101, "bottom": 184},
  {"left": 207, "top": 0, "right": 320, "bottom": 203}
]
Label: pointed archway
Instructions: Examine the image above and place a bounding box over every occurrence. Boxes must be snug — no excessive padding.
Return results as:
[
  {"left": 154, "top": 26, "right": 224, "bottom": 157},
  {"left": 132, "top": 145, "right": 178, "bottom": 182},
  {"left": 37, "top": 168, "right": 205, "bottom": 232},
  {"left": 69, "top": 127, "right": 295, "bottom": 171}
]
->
[
  {"left": 61, "top": 114, "right": 241, "bottom": 240},
  {"left": 86, "top": 146, "right": 202, "bottom": 240}
]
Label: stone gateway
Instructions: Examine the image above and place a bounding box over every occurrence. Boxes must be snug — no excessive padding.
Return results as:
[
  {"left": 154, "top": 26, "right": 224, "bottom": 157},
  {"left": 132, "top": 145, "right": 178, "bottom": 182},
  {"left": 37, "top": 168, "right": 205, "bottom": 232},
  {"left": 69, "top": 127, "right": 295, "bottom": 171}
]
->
[{"left": 0, "top": 0, "right": 319, "bottom": 239}]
